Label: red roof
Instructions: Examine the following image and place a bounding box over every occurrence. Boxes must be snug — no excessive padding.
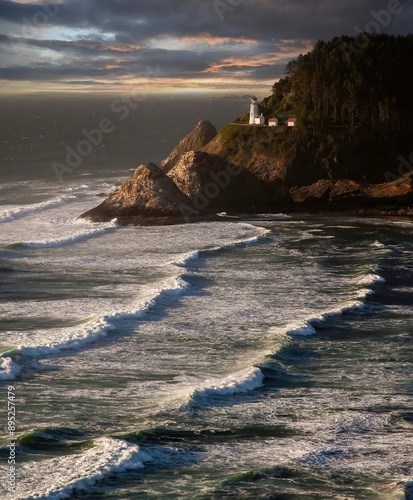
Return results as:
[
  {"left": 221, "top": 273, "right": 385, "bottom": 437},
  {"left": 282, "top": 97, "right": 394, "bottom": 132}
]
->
[
  {"left": 269, "top": 118, "right": 278, "bottom": 121},
  {"left": 288, "top": 118, "right": 297, "bottom": 122}
]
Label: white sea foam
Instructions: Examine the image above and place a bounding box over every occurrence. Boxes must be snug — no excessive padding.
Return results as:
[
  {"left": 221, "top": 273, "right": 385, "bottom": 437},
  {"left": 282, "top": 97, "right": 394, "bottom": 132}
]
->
[
  {"left": 242, "top": 213, "right": 292, "bottom": 221},
  {"left": 172, "top": 250, "right": 200, "bottom": 267},
  {"left": 21, "top": 227, "right": 116, "bottom": 248},
  {"left": 2, "top": 211, "right": 118, "bottom": 249},
  {"left": 169, "top": 223, "right": 269, "bottom": 267},
  {"left": 281, "top": 266, "right": 385, "bottom": 337},
  {"left": 371, "top": 240, "right": 386, "bottom": 249},
  {"left": 5, "top": 276, "right": 188, "bottom": 372},
  {"left": 214, "top": 223, "right": 271, "bottom": 248},
  {"left": 191, "top": 367, "right": 264, "bottom": 401},
  {"left": 14, "top": 317, "right": 116, "bottom": 358},
  {"left": 287, "top": 302, "right": 365, "bottom": 337},
  {"left": 287, "top": 322, "right": 317, "bottom": 336},
  {"left": 257, "top": 213, "right": 292, "bottom": 219},
  {"left": 0, "top": 195, "right": 77, "bottom": 223},
  {"left": 0, "top": 357, "right": 20, "bottom": 380},
  {"left": 2, "top": 221, "right": 269, "bottom": 380},
  {"left": 355, "top": 273, "right": 385, "bottom": 286},
  {"left": 158, "top": 368, "right": 265, "bottom": 411},
  {"left": 282, "top": 298, "right": 372, "bottom": 338},
  {"left": 11, "top": 438, "right": 151, "bottom": 500}
]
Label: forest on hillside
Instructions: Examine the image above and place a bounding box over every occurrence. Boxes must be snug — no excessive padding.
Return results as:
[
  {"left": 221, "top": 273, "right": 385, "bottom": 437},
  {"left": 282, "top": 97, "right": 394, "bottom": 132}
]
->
[{"left": 262, "top": 34, "right": 413, "bottom": 131}]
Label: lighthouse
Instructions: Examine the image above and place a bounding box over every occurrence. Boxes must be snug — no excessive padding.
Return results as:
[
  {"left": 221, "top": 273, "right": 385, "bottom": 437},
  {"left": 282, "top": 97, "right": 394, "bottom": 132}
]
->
[
  {"left": 249, "top": 96, "right": 265, "bottom": 125},
  {"left": 249, "top": 96, "right": 259, "bottom": 124}
]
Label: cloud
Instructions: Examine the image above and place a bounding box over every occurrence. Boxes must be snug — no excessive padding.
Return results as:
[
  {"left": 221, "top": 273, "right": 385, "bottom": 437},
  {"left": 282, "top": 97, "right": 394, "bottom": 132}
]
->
[{"left": 0, "top": 0, "right": 412, "bottom": 93}]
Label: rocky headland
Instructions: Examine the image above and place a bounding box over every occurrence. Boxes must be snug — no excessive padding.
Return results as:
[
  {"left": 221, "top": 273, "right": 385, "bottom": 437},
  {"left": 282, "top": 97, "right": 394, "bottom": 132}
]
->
[{"left": 80, "top": 34, "right": 413, "bottom": 224}]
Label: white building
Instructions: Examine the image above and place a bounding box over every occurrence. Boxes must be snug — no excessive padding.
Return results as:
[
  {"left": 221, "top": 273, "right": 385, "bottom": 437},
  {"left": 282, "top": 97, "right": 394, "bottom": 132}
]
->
[
  {"left": 268, "top": 118, "right": 279, "bottom": 127},
  {"left": 287, "top": 118, "right": 297, "bottom": 127},
  {"left": 249, "top": 97, "right": 265, "bottom": 125}
]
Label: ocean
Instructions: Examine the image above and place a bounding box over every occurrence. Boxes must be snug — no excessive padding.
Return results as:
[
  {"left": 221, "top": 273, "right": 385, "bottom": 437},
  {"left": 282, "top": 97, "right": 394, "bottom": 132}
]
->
[{"left": 0, "top": 96, "right": 412, "bottom": 499}]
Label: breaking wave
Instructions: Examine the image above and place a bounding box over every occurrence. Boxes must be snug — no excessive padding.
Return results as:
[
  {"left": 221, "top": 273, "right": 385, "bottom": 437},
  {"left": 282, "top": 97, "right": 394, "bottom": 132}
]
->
[
  {"left": 12, "top": 438, "right": 151, "bottom": 500},
  {"left": 0, "top": 195, "right": 78, "bottom": 223}
]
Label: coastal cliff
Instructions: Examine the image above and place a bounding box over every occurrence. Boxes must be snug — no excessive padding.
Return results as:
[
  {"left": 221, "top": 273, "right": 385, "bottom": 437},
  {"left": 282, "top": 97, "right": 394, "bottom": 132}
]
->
[
  {"left": 80, "top": 34, "right": 413, "bottom": 223},
  {"left": 167, "top": 151, "right": 286, "bottom": 211}
]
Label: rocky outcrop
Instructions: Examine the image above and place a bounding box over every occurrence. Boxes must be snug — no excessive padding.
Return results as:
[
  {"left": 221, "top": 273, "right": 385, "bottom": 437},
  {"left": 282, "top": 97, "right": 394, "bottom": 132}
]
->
[
  {"left": 366, "top": 174, "right": 413, "bottom": 200},
  {"left": 80, "top": 163, "right": 192, "bottom": 222},
  {"left": 167, "top": 151, "right": 287, "bottom": 211},
  {"left": 289, "top": 173, "right": 413, "bottom": 209},
  {"left": 290, "top": 179, "right": 335, "bottom": 205},
  {"left": 160, "top": 120, "right": 217, "bottom": 173}
]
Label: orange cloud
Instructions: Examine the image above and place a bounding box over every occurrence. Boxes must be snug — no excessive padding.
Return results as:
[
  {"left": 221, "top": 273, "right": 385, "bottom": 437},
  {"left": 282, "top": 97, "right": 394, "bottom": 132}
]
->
[{"left": 180, "top": 34, "right": 259, "bottom": 47}]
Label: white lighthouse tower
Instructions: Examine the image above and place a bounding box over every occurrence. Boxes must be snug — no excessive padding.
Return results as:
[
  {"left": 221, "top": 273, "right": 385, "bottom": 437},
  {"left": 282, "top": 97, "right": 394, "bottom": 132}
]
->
[
  {"left": 249, "top": 96, "right": 259, "bottom": 124},
  {"left": 249, "top": 96, "right": 265, "bottom": 125}
]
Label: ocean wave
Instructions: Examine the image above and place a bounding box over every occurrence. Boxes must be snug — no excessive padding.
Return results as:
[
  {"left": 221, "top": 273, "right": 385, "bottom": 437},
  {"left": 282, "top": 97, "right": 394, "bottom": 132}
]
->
[
  {"left": 276, "top": 279, "right": 384, "bottom": 339},
  {"left": 173, "top": 250, "right": 200, "bottom": 267},
  {"left": 255, "top": 213, "right": 292, "bottom": 220},
  {"left": 206, "top": 224, "right": 271, "bottom": 251},
  {"left": 3, "top": 217, "right": 118, "bottom": 250},
  {"left": 288, "top": 265, "right": 386, "bottom": 337},
  {"left": 170, "top": 224, "right": 270, "bottom": 268},
  {"left": 0, "top": 195, "right": 77, "bottom": 223},
  {"left": 188, "top": 367, "right": 264, "bottom": 404},
  {"left": 283, "top": 301, "right": 363, "bottom": 338},
  {"left": 217, "top": 213, "right": 292, "bottom": 221},
  {"left": 0, "top": 357, "right": 21, "bottom": 380},
  {"left": 284, "top": 298, "right": 382, "bottom": 338},
  {"left": 16, "top": 224, "right": 117, "bottom": 249},
  {"left": 156, "top": 367, "right": 265, "bottom": 412},
  {"left": 354, "top": 273, "right": 385, "bottom": 286},
  {"left": 12, "top": 438, "right": 151, "bottom": 500},
  {"left": 4, "top": 276, "right": 189, "bottom": 376},
  {"left": 371, "top": 240, "right": 386, "bottom": 249},
  {"left": 286, "top": 322, "right": 317, "bottom": 336}
]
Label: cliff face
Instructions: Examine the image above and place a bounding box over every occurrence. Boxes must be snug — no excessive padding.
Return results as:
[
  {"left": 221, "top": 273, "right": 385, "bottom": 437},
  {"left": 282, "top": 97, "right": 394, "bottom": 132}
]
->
[
  {"left": 202, "top": 123, "right": 413, "bottom": 189},
  {"left": 160, "top": 120, "right": 217, "bottom": 173},
  {"left": 202, "top": 125, "right": 292, "bottom": 185},
  {"left": 80, "top": 163, "right": 192, "bottom": 222},
  {"left": 167, "top": 151, "right": 284, "bottom": 211},
  {"left": 80, "top": 117, "right": 413, "bottom": 224}
]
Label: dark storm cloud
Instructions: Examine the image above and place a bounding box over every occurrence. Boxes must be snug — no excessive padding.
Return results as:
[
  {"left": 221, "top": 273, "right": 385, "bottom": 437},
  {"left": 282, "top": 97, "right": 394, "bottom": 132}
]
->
[
  {"left": 0, "top": 43, "right": 217, "bottom": 81},
  {"left": 0, "top": 0, "right": 412, "bottom": 88},
  {"left": 2, "top": 0, "right": 412, "bottom": 41}
]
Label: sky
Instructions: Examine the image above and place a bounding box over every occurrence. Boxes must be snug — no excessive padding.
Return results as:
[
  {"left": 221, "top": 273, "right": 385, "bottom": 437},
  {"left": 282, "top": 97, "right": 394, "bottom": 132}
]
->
[{"left": 0, "top": 0, "right": 412, "bottom": 95}]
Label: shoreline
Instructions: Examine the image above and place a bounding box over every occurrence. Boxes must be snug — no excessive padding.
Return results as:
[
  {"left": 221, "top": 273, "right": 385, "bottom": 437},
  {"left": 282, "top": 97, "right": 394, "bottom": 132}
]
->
[{"left": 110, "top": 208, "right": 413, "bottom": 227}]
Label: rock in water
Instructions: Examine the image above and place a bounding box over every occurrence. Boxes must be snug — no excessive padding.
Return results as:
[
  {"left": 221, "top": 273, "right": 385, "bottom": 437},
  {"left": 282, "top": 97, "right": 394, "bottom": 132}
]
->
[
  {"left": 289, "top": 173, "right": 413, "bottom": 209},
  {"left": 290, "top": 179, "right": 335, "bottom": 206},
  {"left": 79, "top": 163, "right": 192, "bottom": 222},
  {"left": 160, "top": 120, "right": 217, "bottom": 173}
]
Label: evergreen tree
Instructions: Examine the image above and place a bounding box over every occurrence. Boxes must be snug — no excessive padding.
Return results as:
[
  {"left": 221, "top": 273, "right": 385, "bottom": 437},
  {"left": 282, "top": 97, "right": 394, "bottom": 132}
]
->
[{"left": 269, "top": 34, "right": 413, "bottom": 131}]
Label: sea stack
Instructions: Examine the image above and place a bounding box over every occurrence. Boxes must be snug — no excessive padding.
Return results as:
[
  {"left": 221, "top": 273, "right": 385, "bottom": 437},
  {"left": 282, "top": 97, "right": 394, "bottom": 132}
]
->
[
  {"left": 160, "top": 120, "right": 217, "bottom": 174},
  {"left": 79, "top": 163, "right": 193, "bottom": 222}
]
